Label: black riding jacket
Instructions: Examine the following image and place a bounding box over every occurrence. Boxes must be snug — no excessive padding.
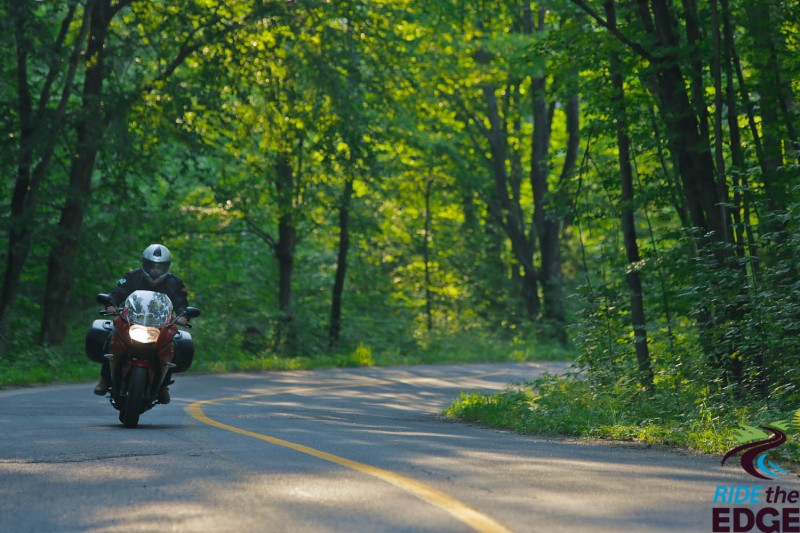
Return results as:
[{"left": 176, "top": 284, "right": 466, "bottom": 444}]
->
[{"left": 109, "top": 268, "right": 189, "bottom": 314}]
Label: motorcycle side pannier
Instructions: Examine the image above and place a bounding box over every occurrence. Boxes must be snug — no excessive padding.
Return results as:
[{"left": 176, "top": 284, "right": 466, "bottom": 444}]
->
[
  {"left": 172, "top": 330, "right": 194, "bottom": 373},
  {"left": 85, "top": 319, "right": 113, "bottom": 363}
]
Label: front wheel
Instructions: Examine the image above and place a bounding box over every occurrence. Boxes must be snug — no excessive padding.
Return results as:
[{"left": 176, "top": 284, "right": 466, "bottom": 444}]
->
[{"left": 120, "top": 366, "right": 147, "bottom": 428}]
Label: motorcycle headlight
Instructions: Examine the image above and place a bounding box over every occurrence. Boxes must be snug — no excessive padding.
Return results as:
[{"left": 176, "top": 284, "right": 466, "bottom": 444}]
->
[{"left": 129, "top": 325, "right": 160, "bottom": 344}]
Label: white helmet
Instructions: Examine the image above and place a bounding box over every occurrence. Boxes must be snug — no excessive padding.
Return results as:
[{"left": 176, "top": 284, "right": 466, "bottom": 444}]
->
[{"left": 142, "top": 244, "right": 171, "bottom": 284}]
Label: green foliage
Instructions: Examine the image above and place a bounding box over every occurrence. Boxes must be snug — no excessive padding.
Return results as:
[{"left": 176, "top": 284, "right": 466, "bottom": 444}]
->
[
  {"left": 2, "top": 0, "right": 800, "bottom": 458},
  {"left": 189, "top": 323, "right": 569, "bottom": 376},
  {"left": 0, "top": 327, "right": 97, "bottom": 389},
  {"left": 446, "top": 372, "right": 800, "bottom": 456}
]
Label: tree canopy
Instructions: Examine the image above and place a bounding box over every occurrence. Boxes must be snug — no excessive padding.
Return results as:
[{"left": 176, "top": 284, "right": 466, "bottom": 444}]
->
[{"left": 2, "top": 0, "right": 799, "bottom": 417}]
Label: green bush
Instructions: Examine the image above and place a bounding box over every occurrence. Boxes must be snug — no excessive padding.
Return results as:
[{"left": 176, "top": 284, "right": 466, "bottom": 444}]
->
[{"left": 446, "top": 370, "right": 800, "bottom": 457}]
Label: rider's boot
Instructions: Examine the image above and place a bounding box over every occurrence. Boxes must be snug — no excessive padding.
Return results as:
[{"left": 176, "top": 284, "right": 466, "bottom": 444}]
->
[
  {"left": 93, "top": 377, "right": 109, "bottom": 396},
  {"left": 158, "top": 386, "right": 170, "bottom": 404}
]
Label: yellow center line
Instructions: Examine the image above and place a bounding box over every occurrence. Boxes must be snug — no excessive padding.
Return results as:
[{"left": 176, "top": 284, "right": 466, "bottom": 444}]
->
[{"left": 186, "top": 371, "right": 513, "bottom": 533}]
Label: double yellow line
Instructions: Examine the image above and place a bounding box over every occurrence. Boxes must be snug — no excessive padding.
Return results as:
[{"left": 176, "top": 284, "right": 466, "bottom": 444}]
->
[{"left": 186, "top": 374, "right": 513, "bottom": 533}]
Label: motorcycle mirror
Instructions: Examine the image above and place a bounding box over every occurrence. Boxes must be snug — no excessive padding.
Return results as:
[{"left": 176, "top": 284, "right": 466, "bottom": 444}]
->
[
  {"left": 96, "top": 293, "right": 114, "bottom": 306},
  {"left": 183, "top": 307, "right": 201, "bottom": 319}
]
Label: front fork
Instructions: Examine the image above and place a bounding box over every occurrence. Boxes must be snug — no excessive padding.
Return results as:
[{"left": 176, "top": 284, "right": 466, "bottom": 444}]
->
[
  {"left": 108, "top": 334, "right": 175, "bottom": 400},
  {"left": 155, "top": 341, "right": 176, "bottom": 391}
]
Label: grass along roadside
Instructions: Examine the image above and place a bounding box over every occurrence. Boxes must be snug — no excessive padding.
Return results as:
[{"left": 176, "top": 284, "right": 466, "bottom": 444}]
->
[
  {"left": 444, "top": 371, "right": 800, "bottom": 462},
  {"left": 0, "top": 328, "right": 573, "bottom": 389}
]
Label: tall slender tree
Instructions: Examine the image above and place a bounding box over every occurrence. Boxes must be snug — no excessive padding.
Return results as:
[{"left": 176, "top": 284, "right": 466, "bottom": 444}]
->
[
  {"left": 1, "top": 0, "right": 96, "bottom": 355},
  {"left": 38, "top": 0, "right": 257, "bottom": 344},
  {"left": 39, "top": 0, "right": 120, "bottom": 345},
  {"left": 605, "top": 0, "right": 653, "bottom": 391}
]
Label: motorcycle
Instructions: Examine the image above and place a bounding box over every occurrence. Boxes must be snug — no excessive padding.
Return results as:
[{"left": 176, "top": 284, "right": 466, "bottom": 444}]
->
[{"left": 85, "top": 290, "right": 200, "bottom": 428}]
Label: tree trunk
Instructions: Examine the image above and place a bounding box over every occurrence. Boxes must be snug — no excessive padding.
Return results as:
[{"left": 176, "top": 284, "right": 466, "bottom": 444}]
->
[
  {"left": 621, "top": 0, "right": 732, "bottom": 247},
  {"left": 657, "top": 68, "right": 728, "bottom": 242},
  {"left": 528, "top": 5, "right": 570, "bottom": 340},
  {"left": 470, "top": 200, "right": 511, "bottom": 318},
  {"left": 422, "top": 179, "right": 434, "bottom": 332},
  {"left": 607, "top": 0, "right": 654, "bottom": 391},
  {"left": 648, "top": 108, "right": 691, "bottom": 228},
  {"left": 530, "top": 73, "right": 564, "bottom": 332},
  {"left": 329, "top": 177, "right": 354, "bottom": 347},
  {"left": 680, "top": 0, "right": 710, "bottom": 142},
  {"left": 545, "top": 93, "right": 579, "bottom": 343},
  {"left": 0, "top": 0, "right": 92, "bottom": 355},
  {"left": 710, "top": 0, "right": 736, "bottom": 250},
  {"left": 39, "top": 0, "right": 110, "bottom": 345},
  {"left": 644, "top": 0, "right": 745, "bottom": 385},
  {"left": 720, "top": 0, "right": 758, "bottom": 269},
  {"left": 743, "top": 1, "right": 786, "bottom": 213},
  {"left": 274, "top": 152, "right": 296, "bottom": 353},
  {"left": 482, "top": 83, "right": 541, "bottom": 318}
]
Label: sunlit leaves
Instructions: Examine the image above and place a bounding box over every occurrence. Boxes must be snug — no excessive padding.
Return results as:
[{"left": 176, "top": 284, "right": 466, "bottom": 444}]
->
[{"left": 5, "top": 0, "right": 797, "bottom": 390}]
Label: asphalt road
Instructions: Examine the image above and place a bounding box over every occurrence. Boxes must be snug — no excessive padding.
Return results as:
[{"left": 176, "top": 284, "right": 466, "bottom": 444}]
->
[{"left": 0, "top": 362, "right": 793, "bottom": 532}]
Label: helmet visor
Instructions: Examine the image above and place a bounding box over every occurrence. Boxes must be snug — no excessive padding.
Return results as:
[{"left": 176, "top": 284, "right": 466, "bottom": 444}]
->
[{"left": 143, "top": 259, "right": 170, "bottom": 281}]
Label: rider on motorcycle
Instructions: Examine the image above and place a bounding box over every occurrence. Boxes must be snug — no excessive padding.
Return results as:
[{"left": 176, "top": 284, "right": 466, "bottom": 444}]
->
[{"left": 93, "top": 244, "right": 191, "bottom": 403}]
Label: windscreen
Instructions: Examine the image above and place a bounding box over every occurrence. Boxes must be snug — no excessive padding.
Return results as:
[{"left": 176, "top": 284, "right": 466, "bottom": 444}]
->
[{"left": 123, "top": 290, "right": 173, "bottom": 327}]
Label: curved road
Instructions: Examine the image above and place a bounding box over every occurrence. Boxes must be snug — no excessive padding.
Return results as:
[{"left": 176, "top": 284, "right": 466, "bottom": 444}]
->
[{"left": 0, "top": 363, "right": 785, "bottom": 532}]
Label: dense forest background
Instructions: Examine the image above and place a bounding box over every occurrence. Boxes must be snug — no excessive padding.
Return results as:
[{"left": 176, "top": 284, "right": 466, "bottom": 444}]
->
[{"left": 2, "top": 0, "right": 799, "bottom": 444}]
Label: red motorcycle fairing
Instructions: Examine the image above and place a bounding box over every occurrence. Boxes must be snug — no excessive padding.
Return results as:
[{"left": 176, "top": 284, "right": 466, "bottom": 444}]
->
[{"left": 112, "top": 321, "right": 178, "bottom": 387}]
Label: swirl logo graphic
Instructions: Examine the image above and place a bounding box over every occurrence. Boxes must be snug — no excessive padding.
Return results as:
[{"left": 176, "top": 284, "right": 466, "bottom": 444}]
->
[{"left": 721, "top": 426, "right": 789, "bottom": 480}]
